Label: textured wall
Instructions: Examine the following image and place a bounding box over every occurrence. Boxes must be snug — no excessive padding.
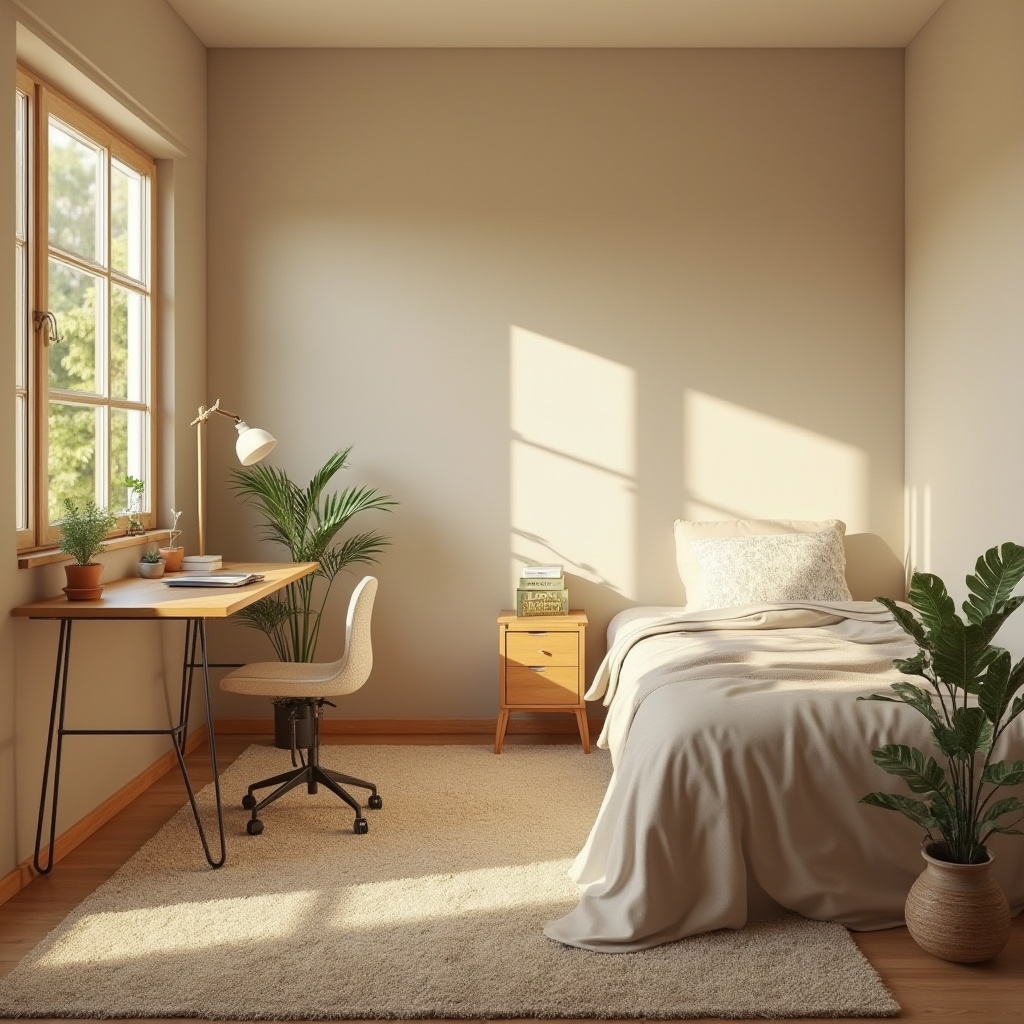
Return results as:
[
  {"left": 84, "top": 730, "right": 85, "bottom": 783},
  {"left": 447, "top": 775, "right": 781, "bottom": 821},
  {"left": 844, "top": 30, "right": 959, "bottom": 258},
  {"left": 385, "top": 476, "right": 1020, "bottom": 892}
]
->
[{"left": 905, "top": 0, "right": 1024, "bottom": 629}]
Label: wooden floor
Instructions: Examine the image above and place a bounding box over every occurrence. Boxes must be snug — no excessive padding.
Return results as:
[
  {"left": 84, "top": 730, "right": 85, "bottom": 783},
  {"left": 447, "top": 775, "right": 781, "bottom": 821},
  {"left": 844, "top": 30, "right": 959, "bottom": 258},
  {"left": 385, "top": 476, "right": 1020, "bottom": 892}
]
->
[{"left": 1, "top": 733, "right": 1022, "bottom": 1023}]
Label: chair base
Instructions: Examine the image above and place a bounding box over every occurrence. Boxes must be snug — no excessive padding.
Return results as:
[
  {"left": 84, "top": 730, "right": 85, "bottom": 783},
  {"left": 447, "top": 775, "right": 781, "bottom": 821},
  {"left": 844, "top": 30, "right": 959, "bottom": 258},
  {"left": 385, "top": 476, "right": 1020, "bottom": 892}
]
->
[
  {"left": 242, "top": 701, "right": 381, "bottom": 835},
  {"left": 243, "top": 762, "right": 382, "bottom": 835}
]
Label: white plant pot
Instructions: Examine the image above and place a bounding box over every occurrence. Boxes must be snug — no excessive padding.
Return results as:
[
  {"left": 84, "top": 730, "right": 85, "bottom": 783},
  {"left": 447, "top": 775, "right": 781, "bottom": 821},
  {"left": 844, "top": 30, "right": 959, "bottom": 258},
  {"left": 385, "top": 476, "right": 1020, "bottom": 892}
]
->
[{"left": 138, "top": 561, "right": 165, "bottom": 579}]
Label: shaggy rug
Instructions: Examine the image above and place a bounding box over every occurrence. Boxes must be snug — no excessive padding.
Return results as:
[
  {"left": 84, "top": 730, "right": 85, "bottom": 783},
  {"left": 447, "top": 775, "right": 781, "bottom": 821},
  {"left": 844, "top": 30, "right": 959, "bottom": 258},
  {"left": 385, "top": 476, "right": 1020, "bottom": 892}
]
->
[{"left": 0, "top": 744, "right": 898, "bottom": 1019}]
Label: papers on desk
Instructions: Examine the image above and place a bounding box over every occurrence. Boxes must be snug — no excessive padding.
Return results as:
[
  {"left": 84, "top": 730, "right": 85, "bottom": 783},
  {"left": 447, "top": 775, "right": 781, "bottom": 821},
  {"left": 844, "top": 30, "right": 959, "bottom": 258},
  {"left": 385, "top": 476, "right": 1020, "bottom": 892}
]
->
[{"left": 164, "top": 573, "right": 265, "bottom": 588}]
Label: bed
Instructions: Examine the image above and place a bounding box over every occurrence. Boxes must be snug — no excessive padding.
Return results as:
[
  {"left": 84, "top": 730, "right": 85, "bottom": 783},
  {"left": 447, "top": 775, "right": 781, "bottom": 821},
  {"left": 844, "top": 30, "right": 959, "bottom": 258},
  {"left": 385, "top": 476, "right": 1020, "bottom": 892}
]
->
[{"left": 543, "top": 520, "right": 1024, "bottom": 952}]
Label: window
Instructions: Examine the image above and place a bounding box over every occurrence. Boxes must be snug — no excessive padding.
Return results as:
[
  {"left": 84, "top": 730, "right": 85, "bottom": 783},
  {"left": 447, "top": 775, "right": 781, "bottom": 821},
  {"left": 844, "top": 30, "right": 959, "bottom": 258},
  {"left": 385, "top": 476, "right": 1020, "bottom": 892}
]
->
[{"left": 16, "top": 68, "right": 156, "bottom": 551}]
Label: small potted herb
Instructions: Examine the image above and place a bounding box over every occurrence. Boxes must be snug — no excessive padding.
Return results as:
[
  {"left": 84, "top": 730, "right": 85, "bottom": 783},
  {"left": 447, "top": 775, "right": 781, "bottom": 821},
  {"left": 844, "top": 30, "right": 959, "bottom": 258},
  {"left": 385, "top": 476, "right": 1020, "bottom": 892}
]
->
[
  {"left": 138, "top": 549, "right": 165, "bottom": 579},
  {"left": 158, "top": 508, "right": 185, "bottom": 572},
  {"left": 57, "top": 498, "right": 118, "bottom": 599}
]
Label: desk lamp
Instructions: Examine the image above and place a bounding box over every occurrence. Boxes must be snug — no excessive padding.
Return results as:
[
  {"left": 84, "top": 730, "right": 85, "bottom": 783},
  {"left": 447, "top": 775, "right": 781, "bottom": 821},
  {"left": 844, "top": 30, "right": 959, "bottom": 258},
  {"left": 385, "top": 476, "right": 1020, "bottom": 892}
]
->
[{"left": 190, "top": 399, "right": 276, "bottom": 559}]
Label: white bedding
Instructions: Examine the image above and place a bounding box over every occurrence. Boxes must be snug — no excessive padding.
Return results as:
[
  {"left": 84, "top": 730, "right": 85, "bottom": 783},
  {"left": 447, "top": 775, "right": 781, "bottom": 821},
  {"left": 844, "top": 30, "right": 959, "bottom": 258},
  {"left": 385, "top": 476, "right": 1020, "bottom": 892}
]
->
[{"left": 543, "top": 601, "right": 1024, "bottom": 952}]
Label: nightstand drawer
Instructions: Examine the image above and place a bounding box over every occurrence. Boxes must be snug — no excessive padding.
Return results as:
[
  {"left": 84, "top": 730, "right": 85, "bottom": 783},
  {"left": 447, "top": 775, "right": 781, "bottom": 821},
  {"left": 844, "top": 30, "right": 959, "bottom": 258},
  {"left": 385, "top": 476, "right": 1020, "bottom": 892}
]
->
[
  {"left": 505, "top": 631, "right": 578, "bottom": 668},
  {"left": 506, "top": 666, "right": 581, "bottom": 705}
]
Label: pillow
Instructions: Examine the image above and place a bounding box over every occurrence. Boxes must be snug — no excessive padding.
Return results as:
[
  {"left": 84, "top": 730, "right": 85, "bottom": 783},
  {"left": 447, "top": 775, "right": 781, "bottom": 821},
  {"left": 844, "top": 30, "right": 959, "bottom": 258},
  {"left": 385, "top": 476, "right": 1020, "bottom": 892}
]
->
[
  {"left": 688, "top": 529, "right": 852, "bottom": 610},
  {"left": 673, "top": 518, "right": 848, "bottom": 610}
]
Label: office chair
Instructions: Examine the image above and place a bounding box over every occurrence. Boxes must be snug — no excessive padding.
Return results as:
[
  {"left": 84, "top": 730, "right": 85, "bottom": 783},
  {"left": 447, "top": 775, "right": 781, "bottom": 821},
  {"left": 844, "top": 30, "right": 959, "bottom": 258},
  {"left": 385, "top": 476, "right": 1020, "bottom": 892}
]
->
[{"left": 220, "top": 575, "right": 381, "bottom": 835}]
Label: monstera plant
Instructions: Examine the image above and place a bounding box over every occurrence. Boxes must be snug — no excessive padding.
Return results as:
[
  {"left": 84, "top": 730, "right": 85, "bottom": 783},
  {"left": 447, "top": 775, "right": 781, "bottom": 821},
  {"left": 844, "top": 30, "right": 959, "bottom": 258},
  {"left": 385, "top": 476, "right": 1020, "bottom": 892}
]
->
[
  {"left": 861, "top": 543, "right": 1024, "bottom": 865},
  {"left": 231, "top": 447, "right": 396, "bottom": 662}
]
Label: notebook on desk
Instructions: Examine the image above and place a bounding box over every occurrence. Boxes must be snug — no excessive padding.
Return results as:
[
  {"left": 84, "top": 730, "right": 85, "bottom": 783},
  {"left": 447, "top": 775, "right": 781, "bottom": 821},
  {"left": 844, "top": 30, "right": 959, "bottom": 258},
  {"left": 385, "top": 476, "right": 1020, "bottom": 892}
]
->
[{"left": 164, "top": 573, "right": 265, "bottom": 588}]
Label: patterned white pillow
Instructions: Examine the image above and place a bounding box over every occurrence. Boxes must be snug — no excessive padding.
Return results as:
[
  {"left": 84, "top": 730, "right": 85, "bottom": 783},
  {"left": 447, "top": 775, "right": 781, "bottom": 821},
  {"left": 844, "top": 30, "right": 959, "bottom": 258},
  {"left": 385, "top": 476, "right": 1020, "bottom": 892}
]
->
[{"left": 688, "top": 529, "right": 852, "bottom": 610}]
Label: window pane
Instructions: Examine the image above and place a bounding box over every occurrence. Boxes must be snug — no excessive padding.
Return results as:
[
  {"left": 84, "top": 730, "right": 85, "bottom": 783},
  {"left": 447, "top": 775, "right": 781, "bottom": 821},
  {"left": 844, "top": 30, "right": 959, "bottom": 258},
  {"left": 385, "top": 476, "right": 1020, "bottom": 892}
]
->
[
  {"left": 111, "top": 408, "right": 148, "bottom": 512},
  {"left": 111, "top": 285, "right": 146, "bottom": 401},
  {"left": 48, "top": 119, "right": 102, "bottom": 263},
  {"left": 16, "top": 244, "right": 26, "bottom": 388},
  {"left": 48, "top": 402, "right": 100, "bottom": 523},
  {"left": 16, "top": 92, "right": 26, "bottom": 241},
  {"left": 49, "top": 259, "right": 102, "bottom": 393},
  {"left": 16, "top": 395, "right": 27, "bottom": 531},
  {"left": 111, "top": 160, "right": 145, "bottom": 282}
]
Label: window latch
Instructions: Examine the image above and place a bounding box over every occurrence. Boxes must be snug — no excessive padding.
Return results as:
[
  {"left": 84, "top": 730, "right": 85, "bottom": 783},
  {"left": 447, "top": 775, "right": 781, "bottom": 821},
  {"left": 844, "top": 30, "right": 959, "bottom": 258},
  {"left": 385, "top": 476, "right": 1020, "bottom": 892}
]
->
[{"left": 33, "top": 310, "right": 63, "bottom": 347}]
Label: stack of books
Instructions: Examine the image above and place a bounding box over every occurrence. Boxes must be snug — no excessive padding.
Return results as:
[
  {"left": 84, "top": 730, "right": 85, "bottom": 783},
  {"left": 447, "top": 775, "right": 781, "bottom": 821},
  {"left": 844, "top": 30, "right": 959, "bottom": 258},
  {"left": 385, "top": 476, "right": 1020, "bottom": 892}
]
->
[
  {"left": 516, "top": 564, "right": 569, "bottom": 617},
  {"left": 180, "top": 554, "right": 223, "bottom": 573}
]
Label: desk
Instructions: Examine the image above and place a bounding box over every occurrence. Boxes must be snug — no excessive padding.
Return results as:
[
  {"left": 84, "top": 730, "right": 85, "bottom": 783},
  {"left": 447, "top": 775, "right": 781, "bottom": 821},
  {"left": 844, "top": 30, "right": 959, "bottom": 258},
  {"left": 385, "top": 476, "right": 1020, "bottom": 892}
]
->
[{"left": 13, "top": 562, "right": 317, "bottom": 874}]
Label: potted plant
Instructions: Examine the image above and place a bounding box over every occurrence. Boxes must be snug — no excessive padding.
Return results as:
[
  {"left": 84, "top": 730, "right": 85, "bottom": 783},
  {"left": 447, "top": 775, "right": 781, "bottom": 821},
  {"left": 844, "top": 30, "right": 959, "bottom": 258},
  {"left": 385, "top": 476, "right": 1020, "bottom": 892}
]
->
[
  {"left": 138, "top": 549, "right": 165, "bottom": 579},
  {"left": 123, "top": 475, "right": 146, "bottom": 536},
  {"left": 159, "top": 508, "right": 184, "bottom": 572},
  {"left": 230, "top": 447, "right": 396, "bottom": 662},
  {"left": 56, "top": 498, "right": 118, "bottom": 599},
  {"left": 861, "top": 542, "right": 1024, "bottom": 963}
]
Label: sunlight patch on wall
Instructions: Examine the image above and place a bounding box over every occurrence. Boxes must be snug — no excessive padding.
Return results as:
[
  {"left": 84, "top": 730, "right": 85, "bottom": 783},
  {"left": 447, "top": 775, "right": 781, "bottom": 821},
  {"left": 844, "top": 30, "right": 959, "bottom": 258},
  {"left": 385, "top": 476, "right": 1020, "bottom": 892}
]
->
[
  {"left": 683, "top": 390, "right": 868, "bottom": 529},
  {"left": 905, "top": 483, "right": 932, "bottom": 573},
  {"left": 510, "top": 327, "right": 636, "bottom": 598}
]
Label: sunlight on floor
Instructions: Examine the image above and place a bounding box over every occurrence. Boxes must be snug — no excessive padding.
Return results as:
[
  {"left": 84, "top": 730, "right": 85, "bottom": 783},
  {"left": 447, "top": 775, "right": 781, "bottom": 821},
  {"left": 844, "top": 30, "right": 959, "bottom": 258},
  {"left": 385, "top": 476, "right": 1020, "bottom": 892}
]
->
[
  {"left": 38, "top": 859, "right": 571, "bottom": 964},
  {"left": 509, "top": 326, "right": 637, "bottom": 598},
  {"left": 683, "top": 389, "right": 869, "bottom": 528}
]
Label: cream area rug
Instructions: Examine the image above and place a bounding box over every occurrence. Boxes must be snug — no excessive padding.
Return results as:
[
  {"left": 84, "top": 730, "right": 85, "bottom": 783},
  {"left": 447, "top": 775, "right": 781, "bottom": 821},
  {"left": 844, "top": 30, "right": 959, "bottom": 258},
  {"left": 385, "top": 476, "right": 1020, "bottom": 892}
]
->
[{"left": 0, "top": 744, "right": 899, "bottom": 1019}]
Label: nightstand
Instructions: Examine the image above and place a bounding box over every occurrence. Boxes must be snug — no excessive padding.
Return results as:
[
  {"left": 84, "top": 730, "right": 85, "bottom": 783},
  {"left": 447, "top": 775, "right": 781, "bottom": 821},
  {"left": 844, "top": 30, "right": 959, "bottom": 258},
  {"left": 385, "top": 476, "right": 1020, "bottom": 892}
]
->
[{"left": 495, "top": 610, "right": 589, "bottom": 753}]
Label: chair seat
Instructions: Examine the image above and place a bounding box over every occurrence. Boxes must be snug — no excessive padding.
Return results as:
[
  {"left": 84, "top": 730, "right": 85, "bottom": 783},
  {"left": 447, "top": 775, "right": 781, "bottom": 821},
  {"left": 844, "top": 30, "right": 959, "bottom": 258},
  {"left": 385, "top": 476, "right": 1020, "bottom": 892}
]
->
[{"left": 221, "top": 659, "right": 351, "bottom": 697}]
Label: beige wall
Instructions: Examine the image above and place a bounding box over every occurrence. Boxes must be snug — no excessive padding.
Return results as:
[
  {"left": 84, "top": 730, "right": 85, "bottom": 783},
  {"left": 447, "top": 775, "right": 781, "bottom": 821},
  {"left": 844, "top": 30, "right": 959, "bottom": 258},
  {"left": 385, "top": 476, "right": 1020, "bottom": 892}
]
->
[
  {"left": 206, "top": 48, "right": 906, "bottom": 723},
  {"left": 0, "top": 0, "right": 207, "bottom": 874},
  {"left": 905, "top": 1, "right": 1024, "bottom": 642}
]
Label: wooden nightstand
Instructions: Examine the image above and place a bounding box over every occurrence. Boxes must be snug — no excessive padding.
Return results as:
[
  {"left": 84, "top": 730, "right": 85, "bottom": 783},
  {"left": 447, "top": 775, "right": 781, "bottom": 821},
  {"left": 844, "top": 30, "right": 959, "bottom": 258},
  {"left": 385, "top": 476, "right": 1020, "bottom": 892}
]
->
[{"left": 495, "top": 610, "right": 589, "bottom": 754}]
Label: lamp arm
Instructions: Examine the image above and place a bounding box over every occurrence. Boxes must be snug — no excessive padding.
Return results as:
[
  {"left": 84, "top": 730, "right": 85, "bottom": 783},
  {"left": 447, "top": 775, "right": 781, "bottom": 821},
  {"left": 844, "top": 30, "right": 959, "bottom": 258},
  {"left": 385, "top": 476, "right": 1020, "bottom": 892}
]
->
[{"left": 190, "top": 398, "right": 242, "bottom": 428}]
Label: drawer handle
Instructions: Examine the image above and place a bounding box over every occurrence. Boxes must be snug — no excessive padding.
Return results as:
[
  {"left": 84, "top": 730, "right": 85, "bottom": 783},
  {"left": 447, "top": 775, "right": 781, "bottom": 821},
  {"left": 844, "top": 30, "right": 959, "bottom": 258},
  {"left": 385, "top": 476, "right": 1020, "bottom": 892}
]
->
[
  {"left": 527, "top": 666, "right": 547, "bottom": 672},
  {"left": 536, "top": 649, "right": 553, "bottom": 657},
  {"left": 527, "top": 631, "right": 548, "bottom": 636}
]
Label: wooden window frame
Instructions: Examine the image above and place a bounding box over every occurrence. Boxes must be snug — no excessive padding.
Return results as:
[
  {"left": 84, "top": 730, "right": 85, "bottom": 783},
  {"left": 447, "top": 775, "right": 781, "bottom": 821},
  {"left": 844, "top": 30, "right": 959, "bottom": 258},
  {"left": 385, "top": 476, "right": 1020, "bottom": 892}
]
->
[{"left": 17, "top": 66, "right": 157, "bottom": 553}]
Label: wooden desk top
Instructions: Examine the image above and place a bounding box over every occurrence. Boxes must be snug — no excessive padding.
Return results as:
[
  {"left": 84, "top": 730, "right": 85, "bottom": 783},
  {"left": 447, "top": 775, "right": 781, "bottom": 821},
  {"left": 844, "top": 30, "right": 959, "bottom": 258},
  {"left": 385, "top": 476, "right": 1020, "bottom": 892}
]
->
[{"left": 12, "top": 563, "right": 318, "bottom": 620}]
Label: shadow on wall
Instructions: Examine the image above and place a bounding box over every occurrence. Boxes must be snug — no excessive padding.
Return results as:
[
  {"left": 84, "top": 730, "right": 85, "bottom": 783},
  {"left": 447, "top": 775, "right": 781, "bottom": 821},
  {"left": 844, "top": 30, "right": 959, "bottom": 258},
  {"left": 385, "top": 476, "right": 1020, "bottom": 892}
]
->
[{"left": 509, "top": 326, "right": 906, "bottom": 625}]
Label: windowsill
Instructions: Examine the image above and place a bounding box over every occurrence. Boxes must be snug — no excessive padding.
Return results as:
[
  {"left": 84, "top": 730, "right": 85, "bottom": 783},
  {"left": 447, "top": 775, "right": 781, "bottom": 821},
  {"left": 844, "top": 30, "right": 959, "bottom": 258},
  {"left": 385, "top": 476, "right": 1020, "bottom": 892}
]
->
[{"left": 18, "top": 529, "right": 172, "bottom": 569}]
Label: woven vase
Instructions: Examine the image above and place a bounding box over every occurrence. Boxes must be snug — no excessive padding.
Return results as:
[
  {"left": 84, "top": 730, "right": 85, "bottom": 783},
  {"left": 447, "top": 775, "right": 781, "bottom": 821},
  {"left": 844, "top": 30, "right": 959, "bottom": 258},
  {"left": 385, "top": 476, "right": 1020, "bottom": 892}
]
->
[{"left": 904, "top": 841, "right": 1010, "bottom": 963}]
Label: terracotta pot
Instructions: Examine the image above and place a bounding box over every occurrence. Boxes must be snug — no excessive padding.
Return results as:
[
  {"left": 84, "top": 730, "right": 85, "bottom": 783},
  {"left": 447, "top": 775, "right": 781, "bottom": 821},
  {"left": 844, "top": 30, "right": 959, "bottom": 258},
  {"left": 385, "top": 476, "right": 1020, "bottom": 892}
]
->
[
  {"left": 159, "top": 546, "right": 185, "bottom": 572},
  {"left": 138, "top": 560, "right": 165, "bottom": 579},
  {"left": 64, "top": 562, "right": 104, "bottom": 600},
  {"left": 905, "top": 841, "right": 1011, "bottom": 963}
]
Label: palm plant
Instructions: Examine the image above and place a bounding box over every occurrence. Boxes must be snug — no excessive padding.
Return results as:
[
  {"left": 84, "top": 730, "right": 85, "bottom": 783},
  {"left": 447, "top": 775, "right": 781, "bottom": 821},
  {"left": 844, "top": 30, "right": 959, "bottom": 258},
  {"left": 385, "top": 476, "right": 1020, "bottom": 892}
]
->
[
  {"left": 230, "top": 447, "right": 396, "bottom": 662},
  {"left": 861, "top": 543, "right": 1024, "bottom": 864}
]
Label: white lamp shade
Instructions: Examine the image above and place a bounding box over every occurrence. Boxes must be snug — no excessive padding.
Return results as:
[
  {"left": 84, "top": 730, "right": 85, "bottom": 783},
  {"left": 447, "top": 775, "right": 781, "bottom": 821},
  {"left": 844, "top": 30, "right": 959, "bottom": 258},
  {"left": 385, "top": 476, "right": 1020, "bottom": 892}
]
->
[{"left": 235, "top": 421, "right": 277, "bottom": 466}]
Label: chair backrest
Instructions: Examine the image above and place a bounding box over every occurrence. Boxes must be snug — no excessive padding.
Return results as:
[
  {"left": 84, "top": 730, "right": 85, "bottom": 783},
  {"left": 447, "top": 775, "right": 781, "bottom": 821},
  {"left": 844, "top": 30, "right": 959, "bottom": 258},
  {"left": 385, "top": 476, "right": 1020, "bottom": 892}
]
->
[{"left": 332, "top": 575, "right": 377, "bottom": 696}]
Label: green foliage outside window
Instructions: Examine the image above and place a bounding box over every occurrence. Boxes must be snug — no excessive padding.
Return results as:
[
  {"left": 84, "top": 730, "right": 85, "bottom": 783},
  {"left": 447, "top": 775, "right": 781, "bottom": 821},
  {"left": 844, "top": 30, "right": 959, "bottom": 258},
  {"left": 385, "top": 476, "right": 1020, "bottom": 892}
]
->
[{"left": 45, "top": 121, "right": 139, "bottom": 525}]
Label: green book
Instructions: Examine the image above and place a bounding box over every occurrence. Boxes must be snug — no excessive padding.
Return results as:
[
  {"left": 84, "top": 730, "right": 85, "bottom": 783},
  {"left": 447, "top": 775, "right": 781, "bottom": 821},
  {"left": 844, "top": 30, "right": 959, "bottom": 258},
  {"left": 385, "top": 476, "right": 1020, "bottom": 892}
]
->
[
  {"left": 516, "top": 588, "right": 569, "bottom": 617},
  {"left": 517, "top": 576, "right": 565, "bottom": 590}
]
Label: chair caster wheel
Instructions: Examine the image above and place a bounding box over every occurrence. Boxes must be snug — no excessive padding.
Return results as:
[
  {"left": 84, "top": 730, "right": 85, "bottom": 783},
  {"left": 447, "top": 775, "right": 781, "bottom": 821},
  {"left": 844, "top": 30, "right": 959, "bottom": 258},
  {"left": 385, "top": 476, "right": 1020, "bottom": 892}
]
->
[
  {"left": 241, "top": 794, "right": 257, "bottom": 810},
  {"left": 247, "top": 818, "right": 264, "bottom": 836},
  {"left": 354, "top": 817, "right": 368, "bottom": 834},
  {"left": 368, "top": 794, "right": 383, "bottom": 810}
]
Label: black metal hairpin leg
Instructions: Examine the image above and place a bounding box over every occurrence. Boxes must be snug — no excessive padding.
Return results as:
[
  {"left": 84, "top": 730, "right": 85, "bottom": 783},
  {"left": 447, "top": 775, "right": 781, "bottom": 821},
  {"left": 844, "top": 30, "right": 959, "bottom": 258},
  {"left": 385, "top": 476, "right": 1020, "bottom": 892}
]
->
[
  {"left": 176, "top": 619, "right": 200, "bottom": 754},
  {"left": 171, "top": 618, "right": 226, "bottom": 868},
  {"left": 33, "top": 616, "right": 227, "bottom": 874},
  {"left": 33, "top": 618, "right": 73, "bottom": 875}
]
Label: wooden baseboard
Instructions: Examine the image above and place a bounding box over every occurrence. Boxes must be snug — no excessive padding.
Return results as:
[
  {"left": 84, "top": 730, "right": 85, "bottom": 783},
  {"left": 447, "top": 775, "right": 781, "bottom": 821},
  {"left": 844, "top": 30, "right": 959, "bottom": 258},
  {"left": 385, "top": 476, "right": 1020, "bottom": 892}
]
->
[
  {"left": 214, "top": 716, "right": 602, "bottom": 736},
  {"left": 0, "top": 726, "right": 209, "bottom": 908}
]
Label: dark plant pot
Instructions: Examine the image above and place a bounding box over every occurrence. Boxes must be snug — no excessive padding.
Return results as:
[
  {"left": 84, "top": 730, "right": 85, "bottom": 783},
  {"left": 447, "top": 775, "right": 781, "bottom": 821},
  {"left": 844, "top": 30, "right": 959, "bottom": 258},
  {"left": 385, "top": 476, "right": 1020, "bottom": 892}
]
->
[
  {"left": 273, "top": 700, "right": 314, "bottom": 751},
  {"left": 64, "top": 563, "right": 104, "bottom": 600},
  {"left": 905, "top": 841, "right": 1011, "bottom": 963}
]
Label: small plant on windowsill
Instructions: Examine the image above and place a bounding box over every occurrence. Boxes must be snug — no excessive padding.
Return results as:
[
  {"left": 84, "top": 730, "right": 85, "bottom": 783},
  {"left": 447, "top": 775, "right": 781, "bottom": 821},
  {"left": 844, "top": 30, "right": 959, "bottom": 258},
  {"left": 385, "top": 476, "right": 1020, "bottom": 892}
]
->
[
  {"left": 159, "top": 508, "right": 184, "bottom": 572},
  {"left": 56, "top": 498, "right": 118, "bottom": 599},
  {"left": 123, "top": 475, "right": 146, "bottom": 536}
]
